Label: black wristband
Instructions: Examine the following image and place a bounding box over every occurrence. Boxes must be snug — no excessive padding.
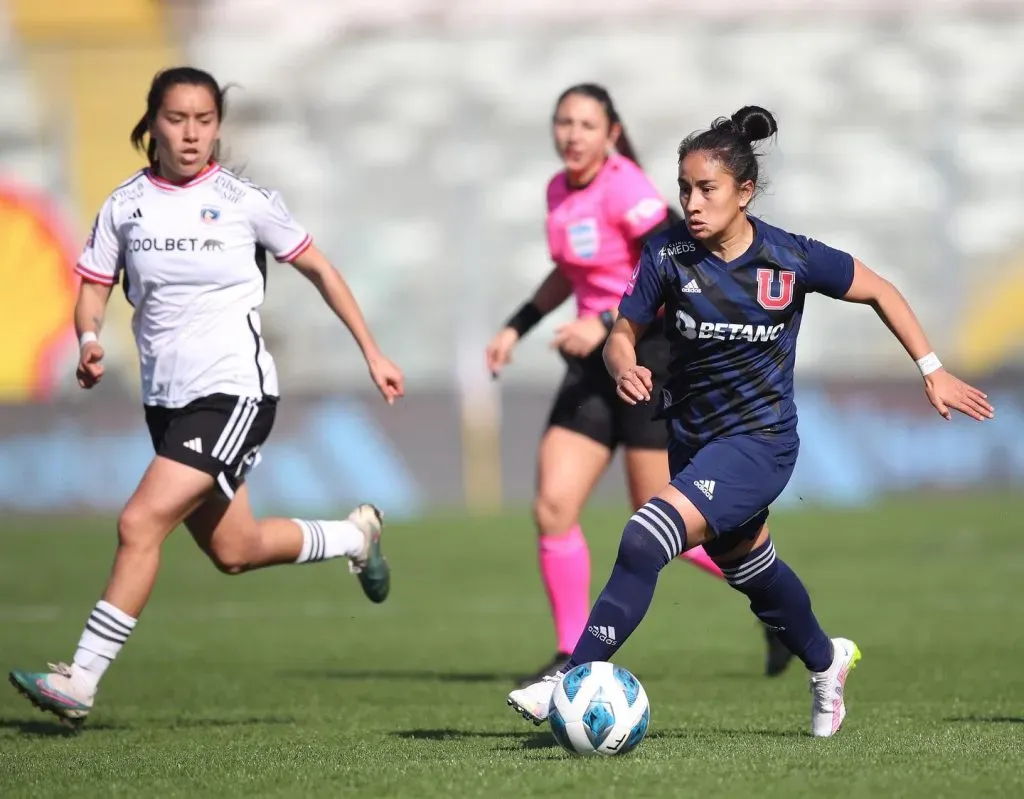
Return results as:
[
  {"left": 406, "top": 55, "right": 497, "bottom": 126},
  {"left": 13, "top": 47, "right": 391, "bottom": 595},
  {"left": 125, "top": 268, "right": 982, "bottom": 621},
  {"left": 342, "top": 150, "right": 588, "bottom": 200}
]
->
[
  {"left": 599, "top": 310, "right": 615, "bottom": 332},
  {"left": 506, "top": 302, "right": 544, "bottom": 337}
]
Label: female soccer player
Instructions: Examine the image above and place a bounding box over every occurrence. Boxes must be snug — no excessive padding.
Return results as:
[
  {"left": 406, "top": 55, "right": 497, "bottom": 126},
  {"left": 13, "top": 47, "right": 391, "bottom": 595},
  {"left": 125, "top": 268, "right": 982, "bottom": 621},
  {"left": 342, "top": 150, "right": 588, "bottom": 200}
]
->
[
  {"left": 508, "top": 105, "right": 993, "bottom": 737},
  {"left": 8, "top": 67, "right": 405, "bottom": 730},
  {"left": 486, "top": 84, "right": 789, "bottom": 687}
]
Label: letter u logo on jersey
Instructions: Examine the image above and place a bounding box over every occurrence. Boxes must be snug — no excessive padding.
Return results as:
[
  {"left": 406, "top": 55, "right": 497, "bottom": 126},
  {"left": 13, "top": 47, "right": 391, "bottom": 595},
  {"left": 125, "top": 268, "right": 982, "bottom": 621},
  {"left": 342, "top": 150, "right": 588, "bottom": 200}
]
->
[{"left": 756, "top": 269, "right": 796, "bottom": 310}]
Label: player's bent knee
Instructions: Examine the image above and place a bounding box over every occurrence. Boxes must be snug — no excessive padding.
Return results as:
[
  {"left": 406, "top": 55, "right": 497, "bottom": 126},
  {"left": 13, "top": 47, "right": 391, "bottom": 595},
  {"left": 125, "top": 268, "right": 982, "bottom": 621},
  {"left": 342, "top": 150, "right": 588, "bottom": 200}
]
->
[
  {"left": 714, "top": 532, "right": 780, "bottom": 594},
  {"left": 204, "top": 524, "right": 262, "bottom": 575},
  {"left": 654, "top": 485, "right": 711, "bottom": 547},
  {"left": 116, "top": 504, "right": 162, "bottom": 550},
  {"left": 617, "top": 497, "right": 688, "bottom": 571},
  {"left": 205, "top": 543, "right": 251, "bottom": 575},
  {"left": 706, "top": 523, "right": 770, "bottom": 566},
  {"left": 532, "top": 493, "right": 580, "bottom": 537},
  {"left": 209, "top": 555, "right": 247, "bottom": 575}
]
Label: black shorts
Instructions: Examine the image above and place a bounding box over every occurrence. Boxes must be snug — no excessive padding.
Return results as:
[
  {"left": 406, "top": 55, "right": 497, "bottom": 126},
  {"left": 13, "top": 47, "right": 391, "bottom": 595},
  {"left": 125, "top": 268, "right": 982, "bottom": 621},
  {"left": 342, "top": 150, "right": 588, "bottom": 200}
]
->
[
  {"left": 546, "top": 326, "right": 670, "bottom": 450},
  {"left": 144, "top": 393, "right": 277, "bottom": 499}
]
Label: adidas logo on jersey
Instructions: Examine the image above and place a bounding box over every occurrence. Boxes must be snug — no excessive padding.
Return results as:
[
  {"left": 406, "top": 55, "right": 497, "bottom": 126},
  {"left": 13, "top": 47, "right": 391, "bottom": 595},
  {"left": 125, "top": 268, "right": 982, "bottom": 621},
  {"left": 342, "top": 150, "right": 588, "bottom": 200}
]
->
[
  {"left": 588, "top": 625, "right": 617, "bottom": 644},
  {"left": 130, "top": 208, "right": 143, "bottom": 219},
  {"left": 681, "top": 279, "right": 701, "bottom": 294},
  {"left": 183, "top": 438, "right": 203, "bottom": 454},
  {"left": 694, "top": 479, "right": 715, "bottom": 500}
]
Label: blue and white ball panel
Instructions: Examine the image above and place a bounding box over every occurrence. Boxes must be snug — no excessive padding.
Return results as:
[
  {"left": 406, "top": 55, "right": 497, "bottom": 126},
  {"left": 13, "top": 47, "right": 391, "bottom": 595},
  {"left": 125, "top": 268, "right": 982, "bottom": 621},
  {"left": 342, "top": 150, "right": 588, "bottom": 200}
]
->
[
  {"left": 619, "top": 705, "right": 651, "bottom": 755},
  {"left": 548, "top": 705, "right": 574, "bottom": 751},
  {"left": 613, "top": 665, "right": 641, "bottom": 707},
  {"left": 560, "top": 662, "right": 591, "bottom": 703},
  {"left": 548, "top": 661, "right": 651, "bottom": 756}
]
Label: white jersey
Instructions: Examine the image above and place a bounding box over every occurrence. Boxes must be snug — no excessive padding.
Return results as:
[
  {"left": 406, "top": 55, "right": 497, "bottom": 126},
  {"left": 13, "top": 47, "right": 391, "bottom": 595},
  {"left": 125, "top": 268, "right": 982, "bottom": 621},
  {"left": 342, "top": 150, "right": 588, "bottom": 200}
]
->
[{"left": 76, "top": 164, "right": 312, "bottom": 408}]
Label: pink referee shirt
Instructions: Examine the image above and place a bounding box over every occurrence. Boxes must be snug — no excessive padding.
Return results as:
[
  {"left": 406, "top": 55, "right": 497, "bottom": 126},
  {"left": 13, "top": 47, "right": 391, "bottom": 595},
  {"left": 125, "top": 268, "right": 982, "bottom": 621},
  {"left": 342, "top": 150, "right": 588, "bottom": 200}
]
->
[{"left": 546, "top": 153, "right": 669, "bottom": 319}]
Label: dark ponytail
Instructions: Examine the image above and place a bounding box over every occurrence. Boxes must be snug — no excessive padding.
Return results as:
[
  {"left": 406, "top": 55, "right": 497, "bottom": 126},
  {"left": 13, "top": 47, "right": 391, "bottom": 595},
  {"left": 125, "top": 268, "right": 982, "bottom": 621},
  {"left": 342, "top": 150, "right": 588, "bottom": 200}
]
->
[
  {"left": 131, "top": 66, "right": 227, "bottom": 168},
  {"left": 677, "top": 105, "right": 778, "bottom": 199},
  {"left": 553, "top": 83, "right": 643, "bottom": 168}
]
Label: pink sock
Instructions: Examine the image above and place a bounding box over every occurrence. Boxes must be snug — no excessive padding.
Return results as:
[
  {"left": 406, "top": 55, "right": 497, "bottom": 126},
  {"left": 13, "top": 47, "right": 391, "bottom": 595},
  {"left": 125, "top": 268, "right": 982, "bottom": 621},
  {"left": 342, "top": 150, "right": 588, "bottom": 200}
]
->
[
  {"left": 679, "top": 545, "right": 724, "bottom": 579},
  {"left": 538, "top": 524, "right": 591, "bottom": 654}
]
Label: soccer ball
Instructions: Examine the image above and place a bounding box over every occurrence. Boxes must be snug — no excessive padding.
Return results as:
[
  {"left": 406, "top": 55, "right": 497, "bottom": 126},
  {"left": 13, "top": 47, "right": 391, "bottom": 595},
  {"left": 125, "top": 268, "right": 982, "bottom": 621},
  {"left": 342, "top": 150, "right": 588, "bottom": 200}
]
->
[{"left": 547, "top": 661, "right": 650, "bottom": 756}]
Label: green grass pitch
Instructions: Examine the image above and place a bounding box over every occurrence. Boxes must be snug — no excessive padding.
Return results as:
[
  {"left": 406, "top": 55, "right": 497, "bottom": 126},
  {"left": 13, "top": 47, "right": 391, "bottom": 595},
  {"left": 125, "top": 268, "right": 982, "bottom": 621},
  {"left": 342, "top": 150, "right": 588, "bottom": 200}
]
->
[{"left": 1, "top": 492, "right": 1022, "bottom": 798}]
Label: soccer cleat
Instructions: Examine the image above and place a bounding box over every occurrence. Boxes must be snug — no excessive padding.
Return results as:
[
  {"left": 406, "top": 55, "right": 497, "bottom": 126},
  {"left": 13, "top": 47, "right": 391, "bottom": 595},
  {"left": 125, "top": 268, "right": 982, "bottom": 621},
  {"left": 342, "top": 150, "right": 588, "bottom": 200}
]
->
[
  {"left": 763, "top": 625, "right": 795, "bottom": 677},
  {"left": 515, "top": 652, "right": 571, "bottom": 689},
  {"left": 9, "top": 662, "right": 93, "bottom": 731},
  {"left": 346, "top": 503, "right": 390, "bottom": 603},
  {"left": 809, "top": 637, "right": 862, "bottom": 737},
  {"left": 507, "top": 674, "right": 562, "bottom": 725}
]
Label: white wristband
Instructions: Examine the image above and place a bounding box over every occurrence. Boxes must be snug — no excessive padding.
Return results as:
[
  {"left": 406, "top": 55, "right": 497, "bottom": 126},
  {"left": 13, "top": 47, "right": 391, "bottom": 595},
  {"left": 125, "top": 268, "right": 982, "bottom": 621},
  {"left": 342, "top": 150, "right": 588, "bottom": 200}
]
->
[
  {"left": 79, "top": 331, "right": 98, "bottom": 348},
  {"left": 916, "top": 352, "right": 942, "bottom": 376}
]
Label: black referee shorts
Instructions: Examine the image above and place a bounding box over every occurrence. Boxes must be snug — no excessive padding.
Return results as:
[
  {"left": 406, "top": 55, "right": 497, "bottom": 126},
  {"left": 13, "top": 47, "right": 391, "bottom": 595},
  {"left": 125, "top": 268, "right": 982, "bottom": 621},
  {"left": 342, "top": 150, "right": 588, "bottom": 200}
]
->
[
  {"left": 144, "top": 393, "right": 277, "bottom": 499},
  {"left": 546, "top": 327, "right": 670, "bottom": 451}
]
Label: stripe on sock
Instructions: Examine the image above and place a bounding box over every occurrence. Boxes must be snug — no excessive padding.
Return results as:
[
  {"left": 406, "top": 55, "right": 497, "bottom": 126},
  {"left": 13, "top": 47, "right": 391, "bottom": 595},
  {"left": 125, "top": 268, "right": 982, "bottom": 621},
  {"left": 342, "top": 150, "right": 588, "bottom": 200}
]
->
[
  {"left": 629, "top": 510, "right": 675, "bottom": 560},
  {"left": 85, "top": 620, "right": 128, "bottom": 645},
  {"left": 721, "top": 541, "right": 777, "bottom": 586},
  {"left": 639, "top": 503, "right": 684, "bottom": 555},
  {"left": 310, "top": 520, "right": 325, "bottom": 561},
  {"left": 631, "top": 500, "right": 685, "bottom": 560},
  {"left": 85, "top": 603, "right": 134, "bottom": 645},
  {"left": 92, "top": 607, "right": 133, "bottom": 638}
]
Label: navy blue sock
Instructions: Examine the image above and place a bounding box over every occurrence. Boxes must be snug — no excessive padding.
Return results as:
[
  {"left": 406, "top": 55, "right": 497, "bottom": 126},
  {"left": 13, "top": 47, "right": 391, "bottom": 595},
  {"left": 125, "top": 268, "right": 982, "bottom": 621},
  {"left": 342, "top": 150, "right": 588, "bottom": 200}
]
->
[
  {"left": 720, "top": 538, "right": 833, "bottom": 672},
  {"left": 566, "top": 498, "right": 686, "bottom": 669}
]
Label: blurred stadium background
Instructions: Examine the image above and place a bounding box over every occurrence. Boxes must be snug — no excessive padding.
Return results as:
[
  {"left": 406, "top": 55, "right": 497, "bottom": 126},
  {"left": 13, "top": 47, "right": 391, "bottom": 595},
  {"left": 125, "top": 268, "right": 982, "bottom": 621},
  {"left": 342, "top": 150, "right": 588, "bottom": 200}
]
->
[{"left": 1, "top": 0, "right": 1022, "bottom": 520}]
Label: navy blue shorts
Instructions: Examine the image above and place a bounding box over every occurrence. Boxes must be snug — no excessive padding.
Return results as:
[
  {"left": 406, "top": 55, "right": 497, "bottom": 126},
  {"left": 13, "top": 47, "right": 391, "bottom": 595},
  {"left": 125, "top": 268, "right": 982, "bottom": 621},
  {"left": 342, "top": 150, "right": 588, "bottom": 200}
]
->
[{"left": 669, "top": 432, "right": 799, "bottom": 556}]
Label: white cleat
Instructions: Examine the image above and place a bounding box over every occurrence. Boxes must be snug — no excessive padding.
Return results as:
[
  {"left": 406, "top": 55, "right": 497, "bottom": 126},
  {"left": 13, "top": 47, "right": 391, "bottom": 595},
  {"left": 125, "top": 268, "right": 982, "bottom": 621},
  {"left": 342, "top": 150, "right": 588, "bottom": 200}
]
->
[
  {"left": 810, "top": 637, "right": 862, "bottom": 737},
  {"left": 345, "top": 504, "right": 390, "bottom": 604},
  {"left": 346, "top": 503, "right": 383, "bottom": 574},
  {"left": 507, "top": 674, "right": 561, "bottom": 725}
]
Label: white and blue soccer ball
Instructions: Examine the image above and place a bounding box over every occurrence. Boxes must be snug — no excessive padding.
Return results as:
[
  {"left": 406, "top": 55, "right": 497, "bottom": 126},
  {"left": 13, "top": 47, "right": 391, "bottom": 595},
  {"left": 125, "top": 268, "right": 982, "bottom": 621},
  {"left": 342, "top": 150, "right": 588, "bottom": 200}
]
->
[{"left": 548, "top": 661, "right": 650, "bottom": 756}]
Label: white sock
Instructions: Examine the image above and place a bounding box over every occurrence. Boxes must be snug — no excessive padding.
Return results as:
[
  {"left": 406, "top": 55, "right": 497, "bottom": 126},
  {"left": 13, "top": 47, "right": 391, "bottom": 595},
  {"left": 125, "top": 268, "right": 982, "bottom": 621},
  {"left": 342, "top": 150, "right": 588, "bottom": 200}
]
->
[
  {"left": 72, "top": 599, "right": 137, "bottom": 695},
  {"left": 294, "top": 519, "right": 364, "bottom": 563}
]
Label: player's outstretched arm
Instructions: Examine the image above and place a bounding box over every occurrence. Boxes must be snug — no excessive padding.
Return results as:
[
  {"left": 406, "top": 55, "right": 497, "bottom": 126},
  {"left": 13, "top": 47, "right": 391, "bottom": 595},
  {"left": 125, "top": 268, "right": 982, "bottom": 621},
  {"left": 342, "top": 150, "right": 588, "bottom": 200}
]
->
[
  {"left": 840, "top": 259, "right": 994, "bottom": 422},
  {"left": 486, "top": 268, "right": 573, "bottom": 378},
  {"left": 74, "top": 279, "right": 113, "bottom": 389},
  {"left": 289, "top": 245, "right": 404, "bottom": 405},
  {"left": 604, "top": 316, "right": 652, "bottom": 405}
]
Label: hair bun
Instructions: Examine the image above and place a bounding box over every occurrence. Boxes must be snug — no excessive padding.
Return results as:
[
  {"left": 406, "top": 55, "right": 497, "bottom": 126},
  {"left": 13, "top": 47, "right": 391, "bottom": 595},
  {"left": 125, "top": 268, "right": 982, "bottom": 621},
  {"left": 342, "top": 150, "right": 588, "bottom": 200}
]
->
[{"left": 730, "top": 106, "right": 777, "bottom": 144}]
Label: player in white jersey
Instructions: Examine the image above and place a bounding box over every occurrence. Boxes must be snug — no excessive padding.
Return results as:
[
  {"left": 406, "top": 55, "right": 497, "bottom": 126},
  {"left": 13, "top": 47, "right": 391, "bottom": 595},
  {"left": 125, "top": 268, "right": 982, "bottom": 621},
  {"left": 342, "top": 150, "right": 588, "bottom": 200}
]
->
[{"left": 8, "top": 67, "right": 405, "bottom": 730}]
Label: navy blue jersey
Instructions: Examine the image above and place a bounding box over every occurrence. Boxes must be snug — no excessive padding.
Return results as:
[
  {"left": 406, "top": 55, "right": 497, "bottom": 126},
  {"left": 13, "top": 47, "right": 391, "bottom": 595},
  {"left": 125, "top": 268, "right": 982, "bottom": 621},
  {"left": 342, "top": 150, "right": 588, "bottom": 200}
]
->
[{"left": 618, "top": 216, "right": 854, "bottom": 448}]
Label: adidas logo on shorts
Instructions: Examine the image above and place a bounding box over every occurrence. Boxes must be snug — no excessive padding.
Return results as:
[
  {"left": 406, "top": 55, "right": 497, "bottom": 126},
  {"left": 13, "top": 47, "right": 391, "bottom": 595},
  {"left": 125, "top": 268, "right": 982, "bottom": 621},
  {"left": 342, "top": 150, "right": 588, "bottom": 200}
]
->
[
  {"left": 183, "top": 437, "right": 203, "bottom": 454},
  {"left": 694, "top": 479, "right": 715, "bottom": 500},
  {"left": 681, "top": 279, "right": 701, "bottom": 294}
]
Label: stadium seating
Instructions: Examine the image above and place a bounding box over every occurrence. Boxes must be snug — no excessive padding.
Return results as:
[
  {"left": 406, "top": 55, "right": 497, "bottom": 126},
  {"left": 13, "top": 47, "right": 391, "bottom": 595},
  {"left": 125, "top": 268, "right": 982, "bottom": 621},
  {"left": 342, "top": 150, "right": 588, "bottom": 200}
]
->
[{"left": 1, "top": 2, "right": 1022, "bottom": 393}]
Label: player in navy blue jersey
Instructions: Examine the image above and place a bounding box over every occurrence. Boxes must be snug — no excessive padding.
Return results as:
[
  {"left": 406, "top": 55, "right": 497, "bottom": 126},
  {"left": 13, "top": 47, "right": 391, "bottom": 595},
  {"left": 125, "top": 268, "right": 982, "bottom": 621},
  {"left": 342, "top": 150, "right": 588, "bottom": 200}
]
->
[{"left": 507, "top": 105, "right": 993, "bottom": 738}]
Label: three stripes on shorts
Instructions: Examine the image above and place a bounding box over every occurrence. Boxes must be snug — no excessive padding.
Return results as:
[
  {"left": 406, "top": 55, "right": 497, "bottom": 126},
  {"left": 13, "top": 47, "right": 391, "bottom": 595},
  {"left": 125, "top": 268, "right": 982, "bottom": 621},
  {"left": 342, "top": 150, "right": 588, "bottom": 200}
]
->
[{"left": 212, "top": 397, "right": 260, "bottom": 465}]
